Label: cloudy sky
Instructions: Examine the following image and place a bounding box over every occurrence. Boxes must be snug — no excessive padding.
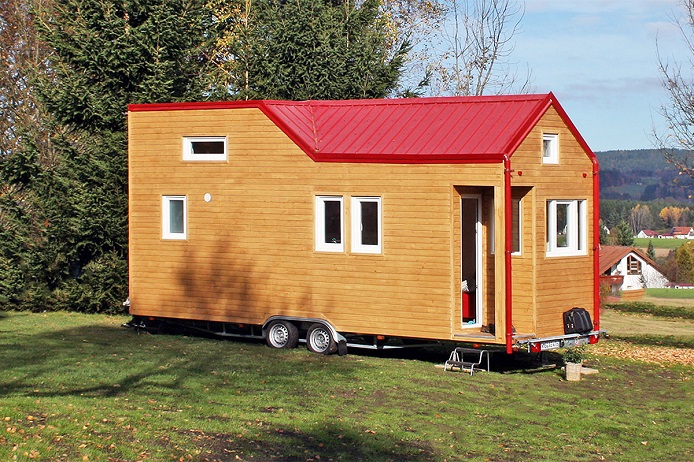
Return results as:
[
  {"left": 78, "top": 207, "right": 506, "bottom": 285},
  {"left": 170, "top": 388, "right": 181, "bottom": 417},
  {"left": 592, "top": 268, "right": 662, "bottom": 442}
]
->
[{"left": 511, "top": 0, "right": 689, "bottom": 152}]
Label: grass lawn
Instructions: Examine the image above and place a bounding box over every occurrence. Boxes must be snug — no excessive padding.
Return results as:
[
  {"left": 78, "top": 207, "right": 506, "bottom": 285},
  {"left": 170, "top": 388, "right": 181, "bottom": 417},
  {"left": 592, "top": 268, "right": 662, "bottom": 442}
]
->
[
  {"left": 633, "top": 237, "right": 685, "bottom": 250},
  {"left": 1, "top": 310, "right": 693, "bottom": 461}
]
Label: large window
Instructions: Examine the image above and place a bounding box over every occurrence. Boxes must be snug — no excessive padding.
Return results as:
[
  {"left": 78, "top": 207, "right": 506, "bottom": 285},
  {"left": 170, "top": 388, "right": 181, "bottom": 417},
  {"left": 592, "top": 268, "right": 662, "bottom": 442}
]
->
[
  {"left": 546, "top": 199, "right": 586, "bottom": 256},
  {"left": 351, "top": 197, "right": 382, "bottom": 254},
  {"left": 162, "top": 195, "right": 187, "bottom": 240},
  {"left": 542, "top": 133, "right": 559, "bottom": 164},
  {"left": 315, "top": 196, "right": 344, "bottom": 252},
  {"left": 183, "top": 136, "right": 227, "bottom": 161}
]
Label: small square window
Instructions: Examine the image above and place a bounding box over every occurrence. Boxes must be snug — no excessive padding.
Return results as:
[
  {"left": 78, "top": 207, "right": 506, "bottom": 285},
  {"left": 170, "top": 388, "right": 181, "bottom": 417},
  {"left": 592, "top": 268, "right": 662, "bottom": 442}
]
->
[
  {"left": 315, "top": 196, "right": 344, "bottom": 252},
  {"left": 351, "top": 197, "right": 382, "bottom": 254},
  {"left": 183, "top": 136, "right": 227, "bottom": 161},
  {"left": 163, "top": 195, "right": 187, "bottom": 239},
  {"left": 542, "top": 133, "right": 558, "bottom": 164}
]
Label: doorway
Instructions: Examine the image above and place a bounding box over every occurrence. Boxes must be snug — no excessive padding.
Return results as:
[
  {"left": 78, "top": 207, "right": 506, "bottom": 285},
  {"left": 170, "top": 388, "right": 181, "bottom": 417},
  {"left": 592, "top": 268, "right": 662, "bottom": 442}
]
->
[{"left": 460, "top": 195, "right": 482, "bottom": 327}]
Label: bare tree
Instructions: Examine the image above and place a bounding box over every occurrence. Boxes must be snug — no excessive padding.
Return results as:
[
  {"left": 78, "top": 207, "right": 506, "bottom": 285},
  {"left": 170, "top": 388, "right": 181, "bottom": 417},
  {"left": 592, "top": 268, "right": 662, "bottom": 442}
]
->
[
  {"left": 430, "top": 0, "right": 530, "bottom": 96},
  {"left": 629, "top": 203, "right": 654, "bottom": 234},
  {"left": 655, "top": 0, "right": 694, "bottom": 177}
]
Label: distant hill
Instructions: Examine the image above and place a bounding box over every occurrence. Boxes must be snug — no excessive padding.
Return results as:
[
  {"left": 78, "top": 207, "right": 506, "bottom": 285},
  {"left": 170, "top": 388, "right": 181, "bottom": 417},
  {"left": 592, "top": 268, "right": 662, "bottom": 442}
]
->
[{"left": 596, "top": 149, "right": 693, "bottom": 201}]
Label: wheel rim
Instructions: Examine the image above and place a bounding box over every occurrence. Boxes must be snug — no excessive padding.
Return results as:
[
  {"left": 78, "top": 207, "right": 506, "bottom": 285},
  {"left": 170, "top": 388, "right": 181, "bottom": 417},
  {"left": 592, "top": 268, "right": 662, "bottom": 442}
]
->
[
  {"left": 269, "top": 324, "right": 289, "bottom": 348},
  {"left": 309, "top": 327, "right": 331, "bottom": 353}
]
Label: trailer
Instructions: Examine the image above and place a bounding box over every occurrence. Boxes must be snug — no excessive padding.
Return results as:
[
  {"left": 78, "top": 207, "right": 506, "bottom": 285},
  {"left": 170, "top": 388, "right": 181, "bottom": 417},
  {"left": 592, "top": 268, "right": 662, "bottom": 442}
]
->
[{"left": 126, "top": 93, "right": 601, "bottom": 355}]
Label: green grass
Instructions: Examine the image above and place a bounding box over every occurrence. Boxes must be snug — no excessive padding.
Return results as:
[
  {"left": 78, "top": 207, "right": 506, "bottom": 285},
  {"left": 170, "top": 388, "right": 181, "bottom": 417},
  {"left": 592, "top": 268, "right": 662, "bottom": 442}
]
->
[
  {"left": 1, "top": 311, "right": 693, "bottom": 461},
  {"left": 633, "top": 237, "right": 684, "bottom": 250},
  {"left": 646, "top": 288, "right": 694, "bottom": 299},
  {"left": 603, "top": 300, "right": 694, "bottom": 320}
]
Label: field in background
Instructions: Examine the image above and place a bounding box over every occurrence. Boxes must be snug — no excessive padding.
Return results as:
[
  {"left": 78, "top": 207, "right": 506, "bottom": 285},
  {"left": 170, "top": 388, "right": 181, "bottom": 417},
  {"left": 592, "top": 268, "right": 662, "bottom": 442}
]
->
[
  {"left": 1, "top": 310, "right": 692, "bottom": 461},
  {"left": 633, "top": 237, "right": 685, "bottom": 250}
]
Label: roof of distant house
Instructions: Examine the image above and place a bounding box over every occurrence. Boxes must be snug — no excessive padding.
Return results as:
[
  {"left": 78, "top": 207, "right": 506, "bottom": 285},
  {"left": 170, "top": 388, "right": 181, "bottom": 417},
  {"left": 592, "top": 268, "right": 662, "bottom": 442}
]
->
[
  {"left": 670, "top": 227, "right": 694, "bottom": 235},
  {"left": 639, "top": 229, "right": 658, "bottom": 237}
]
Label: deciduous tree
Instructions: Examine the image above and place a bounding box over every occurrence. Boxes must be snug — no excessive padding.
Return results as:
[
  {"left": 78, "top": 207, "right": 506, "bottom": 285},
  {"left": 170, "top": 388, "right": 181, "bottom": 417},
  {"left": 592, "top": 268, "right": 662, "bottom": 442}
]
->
[
  {"left": 655, "top": 0, "right": 694, "bottom": 178},
  {"left": 429, "top": 0, "right": 530, "bottom": 96}
]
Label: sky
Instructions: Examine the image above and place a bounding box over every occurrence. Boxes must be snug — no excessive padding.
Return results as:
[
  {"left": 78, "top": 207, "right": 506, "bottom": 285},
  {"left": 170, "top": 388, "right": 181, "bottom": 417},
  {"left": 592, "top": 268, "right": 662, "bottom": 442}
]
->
[{"left": 510, "top": 0, "right": 689, "bottom": 152}]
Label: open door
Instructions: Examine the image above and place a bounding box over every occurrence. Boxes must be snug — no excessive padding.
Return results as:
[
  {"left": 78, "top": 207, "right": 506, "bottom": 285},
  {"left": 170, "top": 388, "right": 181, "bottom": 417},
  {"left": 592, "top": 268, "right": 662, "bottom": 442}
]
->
[{"left": 460, "top": 195, "right": 482, "bottom": 327}]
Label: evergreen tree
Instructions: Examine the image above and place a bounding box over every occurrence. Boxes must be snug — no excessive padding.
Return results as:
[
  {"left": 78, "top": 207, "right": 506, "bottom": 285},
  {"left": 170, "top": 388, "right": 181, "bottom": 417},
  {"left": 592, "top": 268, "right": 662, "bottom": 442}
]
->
[
  {"left": 647, "top": 240, "right": 656, "bottom": 261},
  {"left": 615, "top": 220, "right": 634, "bottom": 246},
  {"left": 8, "top": 0, "right": 219, "bottom": 312},
  {"left": 208, "top": 0, "right": 409, "bottom": 100}
]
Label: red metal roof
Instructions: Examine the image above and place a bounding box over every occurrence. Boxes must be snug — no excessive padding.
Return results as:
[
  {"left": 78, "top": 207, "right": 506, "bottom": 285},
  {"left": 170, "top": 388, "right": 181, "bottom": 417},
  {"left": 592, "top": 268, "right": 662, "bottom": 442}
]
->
[{"left": 129, "top": 93, "right": 595, "bottom": 164}]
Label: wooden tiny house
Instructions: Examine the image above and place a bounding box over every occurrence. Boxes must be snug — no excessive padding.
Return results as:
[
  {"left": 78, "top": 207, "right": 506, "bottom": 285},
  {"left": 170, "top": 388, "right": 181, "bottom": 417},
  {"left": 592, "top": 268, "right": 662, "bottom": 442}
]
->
[{"left": 127, "top": 93, "right": 601, "bottom": 354}]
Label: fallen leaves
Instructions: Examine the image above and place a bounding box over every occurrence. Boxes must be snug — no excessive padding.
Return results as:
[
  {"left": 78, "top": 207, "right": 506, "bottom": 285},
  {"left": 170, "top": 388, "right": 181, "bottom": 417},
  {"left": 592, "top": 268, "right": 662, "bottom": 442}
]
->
[{"left": 590, "top": 340, "right": 694, "bottom": 365}]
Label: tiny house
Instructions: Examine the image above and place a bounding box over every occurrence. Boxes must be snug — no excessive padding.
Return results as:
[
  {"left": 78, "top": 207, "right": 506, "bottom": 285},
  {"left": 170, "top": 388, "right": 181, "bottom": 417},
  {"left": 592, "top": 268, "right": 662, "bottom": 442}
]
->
[{"left": 127, "top": 93, "right": 601, "bottom": 355}]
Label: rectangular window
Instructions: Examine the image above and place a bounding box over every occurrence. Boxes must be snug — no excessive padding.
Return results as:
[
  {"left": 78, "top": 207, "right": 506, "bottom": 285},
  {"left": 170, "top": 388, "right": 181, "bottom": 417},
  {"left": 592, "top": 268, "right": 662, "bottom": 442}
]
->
[
  {"left": 627, "top": 255, "right": 642, "bottom": 275},
  {"left": 542, "top": 133, "right": 558, "bottom": 164},
  {"left": 352, "top": 197, "right": 382, "bottom": 254},
  {"left": 183, "top": 136, "right": 227, "bottom": 161},
  {"left": 315, "top": 196, "right": 344, "bottom": 252},
  {"left": 546, "top": 199, "right": 586, "bottom": 256},
  {"left": 163, "top": 195, "right": 187, "bottom": 240}
]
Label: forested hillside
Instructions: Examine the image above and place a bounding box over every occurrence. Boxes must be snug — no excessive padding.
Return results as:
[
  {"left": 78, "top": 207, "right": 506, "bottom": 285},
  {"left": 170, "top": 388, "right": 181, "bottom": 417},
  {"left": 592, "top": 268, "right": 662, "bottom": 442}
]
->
[{"left": 597, "top": 149, "right": 694, "bottom": 201}]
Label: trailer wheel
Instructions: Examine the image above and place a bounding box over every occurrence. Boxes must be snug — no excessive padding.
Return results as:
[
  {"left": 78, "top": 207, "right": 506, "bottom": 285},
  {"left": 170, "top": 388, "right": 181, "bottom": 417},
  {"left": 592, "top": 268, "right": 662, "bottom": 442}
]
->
[
  {"left": 306, "top": 323, "right": 337, "bottom": 354},
  {"left": 266, "top": 320, "right": 299, "bottom": 349}
]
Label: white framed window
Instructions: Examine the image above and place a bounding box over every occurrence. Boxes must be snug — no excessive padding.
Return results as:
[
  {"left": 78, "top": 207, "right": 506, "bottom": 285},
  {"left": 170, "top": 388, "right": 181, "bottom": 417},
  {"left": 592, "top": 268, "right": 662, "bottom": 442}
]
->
[
  {"left": 183, "top": 136, "right": 227, "bottom": 161},
  {"left": 351, "top": 197, "right": 382, "bottom": 254},
  {"left": 542, "top": 133, "right": 559, "bottom": 164},
  {"left": 315, "top": 196, "right": 344, "bottom": 252},
  {"left": 546, "top": 199, "right": 586, "bottom": 256},
  {"left": 162, "top": 195, "right": 187, "bottom": 240}
]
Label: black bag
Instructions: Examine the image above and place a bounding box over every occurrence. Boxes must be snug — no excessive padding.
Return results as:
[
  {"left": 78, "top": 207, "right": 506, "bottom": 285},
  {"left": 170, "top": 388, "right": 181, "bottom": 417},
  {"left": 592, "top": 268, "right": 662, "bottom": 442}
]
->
[{"left": 563, "top": 307, "right": 593, "bottom": 334}]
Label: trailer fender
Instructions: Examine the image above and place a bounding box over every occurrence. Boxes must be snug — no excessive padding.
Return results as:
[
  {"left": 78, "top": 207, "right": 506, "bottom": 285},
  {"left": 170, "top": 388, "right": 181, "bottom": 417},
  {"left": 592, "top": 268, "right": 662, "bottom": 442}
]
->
[{"left": 262, "top": 316, "right": 348, "bottom": 356}]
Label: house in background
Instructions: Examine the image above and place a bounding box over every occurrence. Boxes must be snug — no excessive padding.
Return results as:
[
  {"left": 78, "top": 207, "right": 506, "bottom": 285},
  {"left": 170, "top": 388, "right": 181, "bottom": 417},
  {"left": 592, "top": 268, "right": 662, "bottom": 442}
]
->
[
  {"left": 637, "top": 229, "right": 658, "bottom": 239},
  {"left": 665, "top": 227, "right": 694, "bottom": 239},
  {"left": 600, "top": 246, "right": 669, "bottom": 300}
]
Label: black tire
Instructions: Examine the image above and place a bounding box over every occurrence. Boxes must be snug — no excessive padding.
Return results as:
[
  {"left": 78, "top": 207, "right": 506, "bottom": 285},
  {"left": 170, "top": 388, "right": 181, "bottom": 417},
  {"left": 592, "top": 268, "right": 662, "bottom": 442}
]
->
[
  {"left": 266, "top": 320, "right": 299, "bottom": 349},
  {"left": 306, "top": 323, "right": 337, "bottom": 354}
]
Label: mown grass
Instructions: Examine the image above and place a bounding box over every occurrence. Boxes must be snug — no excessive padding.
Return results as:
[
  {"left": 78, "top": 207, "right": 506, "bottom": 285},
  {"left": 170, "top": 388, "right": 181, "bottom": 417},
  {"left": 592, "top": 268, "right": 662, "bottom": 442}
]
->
[
  {"left": 646, "top": 288, "right": 694, "bottom": 299},
  {"left": 1, "top": 311, "right": 693, "bottom": 461},
  {"left": 633, "top": 237, "right": 684, "bottom": 250}
]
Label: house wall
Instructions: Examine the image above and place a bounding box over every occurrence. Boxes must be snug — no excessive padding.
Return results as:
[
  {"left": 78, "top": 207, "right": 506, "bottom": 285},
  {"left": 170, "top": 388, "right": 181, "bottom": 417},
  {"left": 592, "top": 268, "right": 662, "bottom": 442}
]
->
[
  {"left": 505, "top": 106, "right": 596, "bottom": 338},
  {"left": 128, "top": 107, "right": 508, "bottom": 343},
  {"left": 614, "top": 255, "right": 669, "bottom": 290}
]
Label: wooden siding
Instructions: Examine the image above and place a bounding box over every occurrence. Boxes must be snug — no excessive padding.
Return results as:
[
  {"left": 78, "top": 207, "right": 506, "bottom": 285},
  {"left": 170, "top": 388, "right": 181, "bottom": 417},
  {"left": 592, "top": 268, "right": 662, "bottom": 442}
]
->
[
  {"left": 128, "top": 108, "right": 506, "bottom": 342},
  {"left": 509, "top": 107, "right": 596, "bottom": 337},
  {"left": 128, "top": 103, "right": 596, "bottom": 344}
]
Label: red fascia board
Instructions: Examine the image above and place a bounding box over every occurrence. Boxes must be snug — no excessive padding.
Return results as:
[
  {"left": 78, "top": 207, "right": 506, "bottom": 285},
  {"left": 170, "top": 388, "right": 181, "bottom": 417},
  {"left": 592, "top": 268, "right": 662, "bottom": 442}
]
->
[{"left": 311, "top": 153, "right": 505, "bottom": 164}]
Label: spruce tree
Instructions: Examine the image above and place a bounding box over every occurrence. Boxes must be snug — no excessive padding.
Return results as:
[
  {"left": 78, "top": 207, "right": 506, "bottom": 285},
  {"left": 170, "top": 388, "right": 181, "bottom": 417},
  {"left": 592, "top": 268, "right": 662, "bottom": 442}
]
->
[
  {"left": 15, "top": 0, "right": 218, "bottom": 312},
  {"left": 210, "top": 0, "right": 409, "bottom": 100},
  {"left": 647, "top": 240, "right": 656, "bottom": 261}
]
